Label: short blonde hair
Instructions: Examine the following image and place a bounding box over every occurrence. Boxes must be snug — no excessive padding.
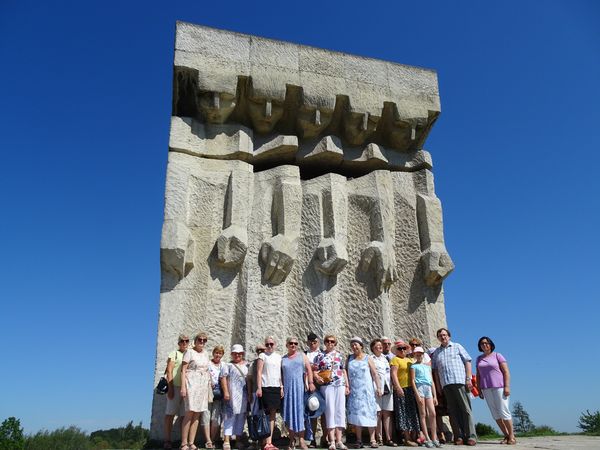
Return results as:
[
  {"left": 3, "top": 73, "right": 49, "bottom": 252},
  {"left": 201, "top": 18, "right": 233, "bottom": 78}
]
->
[
  {"left": 264, "top": 335, "right": 275, "bottom": 344},
  {"left": 286, "top": 336, "right": 299, "bottom": 345},
  {"left": 212, "top": 345, "right": 225, "bottom": 355}
]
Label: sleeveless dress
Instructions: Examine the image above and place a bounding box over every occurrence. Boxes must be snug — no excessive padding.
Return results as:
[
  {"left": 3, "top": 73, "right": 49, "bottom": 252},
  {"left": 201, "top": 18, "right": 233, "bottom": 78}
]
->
[
  {"left": 183, "top": 348, "right": 210, "bottom": 412},
  {"left": 282, "top": 353, "right": 306, "bottom": 432},
  {"left": 347, "top": 355, "right": 377, "bottom": 427}
]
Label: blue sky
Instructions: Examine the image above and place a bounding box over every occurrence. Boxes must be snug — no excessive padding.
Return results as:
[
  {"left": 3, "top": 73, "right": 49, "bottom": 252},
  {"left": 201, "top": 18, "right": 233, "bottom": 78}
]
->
[{"left": 1, "top": 0, "right": 599, "bottom": 435}]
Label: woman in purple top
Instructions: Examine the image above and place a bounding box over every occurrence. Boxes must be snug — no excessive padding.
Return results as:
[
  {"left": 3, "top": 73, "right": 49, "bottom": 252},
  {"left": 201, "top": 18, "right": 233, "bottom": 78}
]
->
[{"left": 475, "top": 336, "right": 515, "bottom": 445}]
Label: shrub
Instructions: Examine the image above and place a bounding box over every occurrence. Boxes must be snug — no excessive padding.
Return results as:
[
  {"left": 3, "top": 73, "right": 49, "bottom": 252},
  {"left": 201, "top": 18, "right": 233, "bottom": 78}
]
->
[
  {"left": 475, "top": 422, "right": 499, "bottom": 437},
  {"left": 578, "top": 410, "right": 600, "bottom": 434},
  {"left": 24, "top": 426, "right": 91, "bottom": 450}
]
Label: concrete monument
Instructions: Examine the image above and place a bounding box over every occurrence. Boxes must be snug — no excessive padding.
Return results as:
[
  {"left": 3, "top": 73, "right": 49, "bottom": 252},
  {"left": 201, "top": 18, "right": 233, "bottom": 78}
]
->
[{"left": 151, "top": 22, "right": 454, "bottom": 439}]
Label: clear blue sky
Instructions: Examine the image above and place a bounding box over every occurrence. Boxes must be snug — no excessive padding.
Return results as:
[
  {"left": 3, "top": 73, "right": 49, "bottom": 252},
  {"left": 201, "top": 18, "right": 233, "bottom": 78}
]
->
[{"left": 1, "top": 0, "right": 599, "bottom": 435}]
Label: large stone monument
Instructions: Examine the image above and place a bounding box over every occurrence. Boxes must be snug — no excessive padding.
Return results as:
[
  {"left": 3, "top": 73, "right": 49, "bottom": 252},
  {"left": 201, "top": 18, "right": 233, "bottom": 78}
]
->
[{"left": 151, "top": 22, "right": 454, "bottom": 439}]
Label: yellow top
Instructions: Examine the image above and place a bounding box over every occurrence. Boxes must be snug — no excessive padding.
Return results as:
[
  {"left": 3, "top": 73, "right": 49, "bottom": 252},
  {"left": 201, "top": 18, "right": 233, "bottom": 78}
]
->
[{"left": 390, "top": 356, "right": 413, "bottom": 388}]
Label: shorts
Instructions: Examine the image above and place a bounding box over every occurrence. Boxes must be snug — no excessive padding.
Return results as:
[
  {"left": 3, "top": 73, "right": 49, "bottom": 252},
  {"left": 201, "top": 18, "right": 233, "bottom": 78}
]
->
[
  {"left": 416, "top": 384, "right": 433, "bottom": 399},
  {"left": 261, "top": 386, "right": 281, "bottom": 412},
  {"left": 165, "top": 386, "right": 185, "bottom": 416},
  {"left": 201, "top": 400, "right": 223, "bottom": 426},
  {"left": 482, "top": 387, "right": 511, "bottom": 420}
]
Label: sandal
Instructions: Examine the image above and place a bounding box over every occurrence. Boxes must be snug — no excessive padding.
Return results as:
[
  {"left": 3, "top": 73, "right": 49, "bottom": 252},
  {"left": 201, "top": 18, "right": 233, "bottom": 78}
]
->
[
  {"left": 370, "top": 441, "right": 378, "bottom": 448},
  {"left": 336, "top": 443, "right": 348, "bottom": 450},
  {"left": 507, "top": 438, "right": 517, "bottom": 445},
  {"left": 328, "top": 445, "right": 336, "bottom": 450},
  {"left": 164, "top": 442, "right": 173, "bottom": 449},
  {"left": 206, "top": 442, "right": 215, "bottom": 449},
  {"left": 352, "top": 442, "right": 363, "bottom": 449},
  {"left": 224, "top": 443, "right": 231, "bottom": 450},
  {"left": 180, "top": 446, "right": 189, "bottom": 450},
  {"left": 385, "top": 442, "right": 397, "bottom": 447},
  {"left": 189, "top": 446, "right": 198, "bottom": 450}
]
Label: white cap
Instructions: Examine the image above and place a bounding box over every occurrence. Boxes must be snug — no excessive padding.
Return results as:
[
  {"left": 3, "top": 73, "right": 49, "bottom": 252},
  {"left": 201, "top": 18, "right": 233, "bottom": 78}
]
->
[{"left": 231, "top": 344, "right": 244, "bottom": 353}]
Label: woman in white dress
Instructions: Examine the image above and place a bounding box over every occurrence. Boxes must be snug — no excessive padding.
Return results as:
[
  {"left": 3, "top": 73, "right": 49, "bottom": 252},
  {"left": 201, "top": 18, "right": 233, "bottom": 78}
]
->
[
  {"left": 181, "top": 332, "right": 212, "bottom": 450},
  {"left": 221, "top": 344, "right": 249, "bottom": 450},
  {"left": 370, "top": 339, "right": 396, "bottom": 447}
]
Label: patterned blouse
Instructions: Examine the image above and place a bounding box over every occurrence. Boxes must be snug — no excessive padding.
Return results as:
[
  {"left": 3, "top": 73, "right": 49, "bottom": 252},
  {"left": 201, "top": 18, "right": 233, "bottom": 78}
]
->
[{"left": 314, "top": 350, "right": 346, "bottom": 387}]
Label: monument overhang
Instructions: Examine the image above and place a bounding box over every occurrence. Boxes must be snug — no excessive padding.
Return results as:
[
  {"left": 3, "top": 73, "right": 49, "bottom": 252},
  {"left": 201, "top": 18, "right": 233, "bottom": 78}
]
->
[{"left": 172, "top": 22, "right": 441, "bottom": 156}]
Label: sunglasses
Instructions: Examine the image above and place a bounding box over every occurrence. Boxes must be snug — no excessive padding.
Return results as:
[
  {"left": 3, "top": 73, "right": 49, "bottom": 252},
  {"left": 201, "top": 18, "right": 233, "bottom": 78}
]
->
[
  {"left": 397, "top": 347, "right": 408, "bottom": 351},
  {"left": 265, "top": 343, "right": 275, "bottom": 347},
  {"left": 324, "top": 339, "right": 336, "bottom": 344},
  {"left": 383, "top": 342, "right": 392, "bottom": 345},
  {"left": 288, "top": 342, "right": 299, "bottom": 346},
  {"left": 179, "top": 340, "right": 190, "bottom": 344},
  {"left": 196, "top": 338, "right": 207, "bottom": 343},
  {"left": 409, "top": 343, "right": 418, "bottom": 346}
]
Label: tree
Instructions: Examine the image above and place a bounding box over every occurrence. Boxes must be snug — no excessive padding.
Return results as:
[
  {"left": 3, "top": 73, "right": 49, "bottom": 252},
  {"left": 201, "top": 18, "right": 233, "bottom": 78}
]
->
[
  {"left": 578, "top": 410, "right": 600, "bottom": 434},
  {"left": 512, "top": 401, "right": 534, "bottom": 433},
  {"left": 0, "top": 417, "right": 25, "bottom": 450}
]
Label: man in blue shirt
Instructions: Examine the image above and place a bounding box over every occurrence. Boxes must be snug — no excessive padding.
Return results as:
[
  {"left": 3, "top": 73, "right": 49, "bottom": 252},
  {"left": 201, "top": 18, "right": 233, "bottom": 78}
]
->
[{"left": 431, "top": 328, "right": 477, "bottom": 446}]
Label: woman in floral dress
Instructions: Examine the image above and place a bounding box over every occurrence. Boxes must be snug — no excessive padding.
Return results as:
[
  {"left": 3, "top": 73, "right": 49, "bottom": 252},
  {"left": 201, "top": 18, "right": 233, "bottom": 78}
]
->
[{"left": 181, "top": 332, "right": 212, "bottom": 450}]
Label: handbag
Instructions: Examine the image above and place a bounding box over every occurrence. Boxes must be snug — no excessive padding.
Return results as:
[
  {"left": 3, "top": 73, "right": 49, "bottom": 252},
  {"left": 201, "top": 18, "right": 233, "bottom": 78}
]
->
[
  {"left": 212, "top": 384, "right": 223, "bottom": 401},
  {"left": 383, "top": 383, "right": 391, "bottom": 396},
  {"left": 155, "top": 376, "right": 169, "bottom": 395},
  {"left": 247, "top": 399, "right": 271, "bottom": 441},
  {"left": 317, "top": 369, "right": 332, "bottom": 384}
]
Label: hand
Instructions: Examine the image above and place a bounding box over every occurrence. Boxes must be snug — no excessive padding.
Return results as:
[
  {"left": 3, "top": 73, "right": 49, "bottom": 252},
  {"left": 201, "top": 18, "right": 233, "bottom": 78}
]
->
[
  {"left": 465, "top": 379, "right": 473, "bottom": 392},
  {"left": 314, "top": 238, "right": 347, "bottom": 276},
  {"left": 280, "top": 387, "right": 284, "bottom": 398},
  {"left": 167, "top": 387, "right": 174, "bottom": 400},
  {"left": 256, "top": 387, "right": 263, "bottom": 398},
  {"left": 376, "top": 388, "right": 382, "bottom": 398},
  {"left": 216, "top": 225, "right": 248, "bottom": 268},
  {"left": 360, "top": 241, "right": 398, "bottom": 294},
  {"left": 433, "top": 397, "right": 438, "bottom": 406},
  {"left": 421, "top": 247, "right": 454, "bottom": 286},
  {"left": 345, "top": 385, "right": 350, "bottom": 396},
  {"left": 181, "top": 388, "right": 187, "bottom": 398},
  {"left": 260, "top": 234, "right": 296, "bottom": 285},
  {"left": 503, "top": 387, "right": 511, "bottom": 397},
  {"left": 224, "top": 393, "right": 230, "bottom": 402},
  {"left": 314, "top": 375, "right": 323, "bottom": 385},
  {"left": 309, "top": 383, "right": 316, "bottom": 393},
  {"left": 394, "top": 386, "right": 404, "bottom": 397}
]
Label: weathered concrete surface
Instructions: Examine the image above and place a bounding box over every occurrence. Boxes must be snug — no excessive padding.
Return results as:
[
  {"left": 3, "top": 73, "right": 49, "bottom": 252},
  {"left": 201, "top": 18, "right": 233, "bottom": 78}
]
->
[
  {"left": 151, "top": 23, "right": 455, "bottom": 440},
  {"left": 477, "top": 436, "right": 600, "bottom": 449}
]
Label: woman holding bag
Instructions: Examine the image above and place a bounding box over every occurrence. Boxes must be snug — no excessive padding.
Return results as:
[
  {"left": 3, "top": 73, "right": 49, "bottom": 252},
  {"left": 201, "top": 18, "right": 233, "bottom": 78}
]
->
[
  {"left": 314, "top": 334, "right": 348, "bottom": 450},
  {"left": 369, "top": 339, "right": 395, "bottom": 447}
]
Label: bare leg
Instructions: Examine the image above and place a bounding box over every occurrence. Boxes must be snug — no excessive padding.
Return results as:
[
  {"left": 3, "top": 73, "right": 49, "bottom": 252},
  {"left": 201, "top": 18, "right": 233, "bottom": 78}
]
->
[
  {"left": 188, "top": 412, "right": 201, "bottom": 447},
  {"left": 381, "top": 411, "right": 392, "bottom": 442},
  {"left": 376, "top": 412, "right": 382, "bottom": 443},
  {"left": 203, "top": 417, "right": 212, "bottom": 445},
  {"left": 327, "top": 428, "right": 335, "bottom": 448},
  {"left": 368, "top": 427, "right": 376, "bottom": 445},
  {"left": 266, "top": 410, "right": 277, "bottom": 445},
  {"left": 182, "top": 411, "right": 193, "bottom": 446},
  {"left": 210, "top": 421, "right": 220, "bottom": 444},
  {"left": 354, "top": 425, "right": 363, "bottom": 446},
  {"left": 495, "top": 418, "right": 509, "bottom": 440},
  {"left": 425, "top": 399, "right": 437, "bottom": 442},
  {"left": 502, "top": 418, "right": 515, "bottom": 442},
  {"left": 298, "top": 431, "right": 308, "bottom": 450},
  {"left": 414, "top": 396, "right": 430, "bottom": 442},
  {"left": 164, "top": 414, "right": 175, "bottom": 445},
  {"left": 335, "top": 428, "right": 343, "bottom": 447},
  {"left": 288, "top": 430, "right": 296, "bottom": 449}
]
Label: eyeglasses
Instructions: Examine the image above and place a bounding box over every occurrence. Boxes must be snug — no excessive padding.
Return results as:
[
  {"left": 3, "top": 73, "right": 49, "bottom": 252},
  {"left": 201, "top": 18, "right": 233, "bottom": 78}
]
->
[
  {"left": 288, "top": 342, "right": 299, "bottom": 346},
  {"left": 324, "top": 339, "right": 336, "bottom": 344},
  {"left": 308, "top": 340, "right": 318, "bottom": 344},
  {"left": 383, "top": 342, "right": 391, "bottom": 346},
  {"left": 265, "top": 343, "right": 275, "bottom": 347},
  {"left": 397, "top": 347, "right": 408, "bottom": 351},
  {"left": 179, "top": 340, "right": 189, "bottom": 344},
  {"left": 232, "top": 352, "right": 244, "bottom": 356}
]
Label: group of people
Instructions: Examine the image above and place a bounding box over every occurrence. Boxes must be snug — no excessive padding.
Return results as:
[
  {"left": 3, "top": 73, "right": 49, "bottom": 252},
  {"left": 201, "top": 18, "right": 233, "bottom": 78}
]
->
[{"left": 162, "top": 328, "right": 515, "bottom": 450}]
